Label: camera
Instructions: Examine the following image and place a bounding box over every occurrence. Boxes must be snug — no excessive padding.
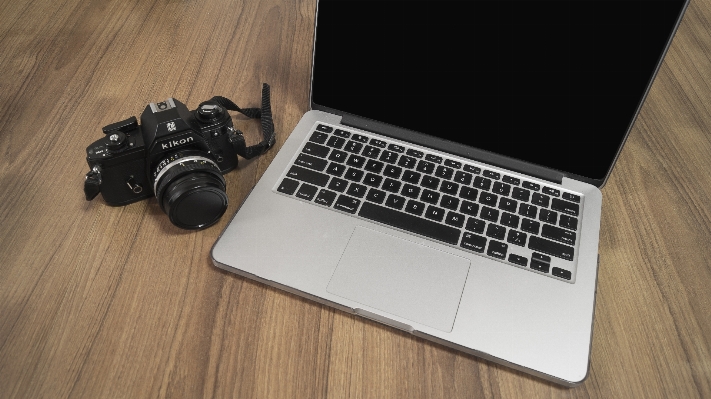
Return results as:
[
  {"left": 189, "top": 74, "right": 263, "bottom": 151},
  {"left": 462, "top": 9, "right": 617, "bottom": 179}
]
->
[{"left": 84, "top": 84, "right": 274, "bottom": 230}]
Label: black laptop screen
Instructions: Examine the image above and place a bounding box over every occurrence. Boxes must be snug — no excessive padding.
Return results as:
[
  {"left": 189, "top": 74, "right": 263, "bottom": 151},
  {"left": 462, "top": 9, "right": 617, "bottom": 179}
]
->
[{"left": 311, "top": 0, "right": 686, "bottom": 182}]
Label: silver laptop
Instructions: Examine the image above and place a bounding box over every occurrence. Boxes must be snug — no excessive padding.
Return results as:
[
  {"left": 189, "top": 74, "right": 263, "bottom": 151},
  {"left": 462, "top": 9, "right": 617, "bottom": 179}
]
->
[{"left": 213, "top": 0, "right": 689, "bottom": 386}]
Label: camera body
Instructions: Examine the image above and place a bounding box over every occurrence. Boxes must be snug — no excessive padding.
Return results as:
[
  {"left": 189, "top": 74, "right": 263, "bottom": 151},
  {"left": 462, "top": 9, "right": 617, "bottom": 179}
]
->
[{"left": 85, "top": 98, "right": 240, "bottom": 229}]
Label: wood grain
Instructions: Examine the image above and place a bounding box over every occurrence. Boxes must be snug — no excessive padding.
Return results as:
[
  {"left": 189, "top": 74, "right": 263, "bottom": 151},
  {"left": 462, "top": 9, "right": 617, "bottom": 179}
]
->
[{"left": 1, "top": 0, "right": 710, "bottom": 397}]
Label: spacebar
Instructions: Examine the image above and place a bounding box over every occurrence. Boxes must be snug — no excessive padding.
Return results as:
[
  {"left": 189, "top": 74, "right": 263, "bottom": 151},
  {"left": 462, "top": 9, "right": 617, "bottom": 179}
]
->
[{"left": 358, "top": 202, "right": 461, "bottom": 245}]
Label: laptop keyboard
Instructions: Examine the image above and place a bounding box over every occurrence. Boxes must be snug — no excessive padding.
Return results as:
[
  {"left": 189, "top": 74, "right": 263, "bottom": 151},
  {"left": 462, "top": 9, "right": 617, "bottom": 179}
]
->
[{"left": 274, "top": 122, "right": 584, "bottom": 283}]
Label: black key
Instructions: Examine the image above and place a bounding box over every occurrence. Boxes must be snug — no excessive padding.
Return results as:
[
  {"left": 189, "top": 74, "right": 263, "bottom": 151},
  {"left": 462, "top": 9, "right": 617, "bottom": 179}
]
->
[
  {"left": 369, "top": 138, "right": 387, "bottom": 148},
  {"left": 463, "top": 165, "right": 481, "bottom": 174},
  {"left": 351, "top": 133, "right": 368, "bottom": 143},
  {"left": 480, "top": 206, "right": 499, "bottom": 222},
  {"left": 328, "top": 149, "right": 347, "bottom": 163},
  {"left": 460, "top": 232, "right": 486, "bottom": 253},
  {"left": 460, "top": 200, "right": 479, "bottom": 216},
  {"left": 363, "top": 173, "right": 383, "bottom": 187},
  {"left": 346, "top": 154, "right": 366, "bottom": 168},
  {"left": 492, "top": 182, "right": 511, "bottom": 196},
  {"left": 559, "top": 214, "right": 578, "bottom": 230},
  {"left": 303, "top": 142, "right": 330, "bottom": 157},
  {"left": 502, "top": 175, "right": 520, "bottom": 185},
  {"left": 444, "top": 159, "right": 462, "bottom": 169},
  {"left": 314, "top": 189, "right": 337, "bottom": 207},
  {"left": 383, "top": 165, "right": 403, "bottom": 179},
  {"left": 406, "top": 149, "right": 424, "bottom": 158},
  {"left": 295, "top": 183, "right": 318, "bottom": 201},
  {"left": 416, "top": 160, "right": 435, "bottom": 174},
  {"left": 486, "top": 224, "right": 506, "bottom": 240},
  {"left": 522, "top": 181, "right": 540, "bottom": 191},
  {"left": 511, "top": 187, "right": 530, "bottom": 202},
  {"left": 346, "top": 183, "right": 367, "bottom": 198},
  {"left": 531, "top": 193, "right": 550, "bottom": 207},
  {"left": 397, "top": 155, "right": 417, "bottom": 169},
  {"left": 405, "top": 200, "right": 425, "bottom": 215},
  {"left": 445, "top": 211, "right": 466, "bottom": 228},
  {"left": 401, "top": 184, "right": 421, "bottom": 198},
  {"left": 500, "top": 212, "right": 519, "bottom": 228},
  {"left": 380, "top": 150, "right": 398, "bottom": 163},
  {"left": 487, "top": 241, "right": 508, "bottom": 259},
  {"left": 287, "top": 165, "right": 329, "bottom": 187},
  {"left": 483, "top": 170, "right": 500, "bottom": 180},
  {"left": 326, "top": 136, "right": 346, "bottom": 149},
  {"left": 366, "top": 188, "right": 386, "bottom": 204},
  {"left": 530, "top": 258, "right": 551, "bottom": 273},
  {"left": 277, "top": 178, "right": 299, "bottom": 195},
  {"left": 385, "top": 194, "right": 406, "bottom": 210},
  {"left": 328, "top": 177, "right": 348, "bottom": 192},
  {"left": 420, "top": 189, "right": 440, "bottom": 204},
  {"left": 465, "top": 218, "right": 486, "bottom": 234},
  {"left": 562, "top": 192, "right": 581, "bottom": 203},
  {"left": 333, "top": 128, "right": 350, "bottom": 137},
  {"left": 362, "top": 145, "right": 381, "bottom": 159},
  {"left": 344, "top": 168, "right": 364, "bottom": 182},
  {"left": 529, "top": 236, "right": 574, "bottom": 261},
  {"left": 421, "top": 175, "right": 440, "bottom": 189},
  {"left": 435, "top": 165, "right": 454, "bottom": 180},
  {"left": 552, "top": 267, "right": 572, "bottom": 280},
  {"left": 479, "top": 192, "right": 498, "bottom": 207},
  {"left": 542, "top": 224, "right": 577, "bottom": 245},
  {"left": 440, "top": 195, "right": 459, "bottom": 210},
  {"left": 425, "top": 205, "right": 446, "bottom": 222},
  {"left": 543, "top": 187, "right": 560, "bottom": 197},
  {"left": 326, "top": 163, "right": 347, "bottom": 177},
  {"left": 498, "top": 197, "right": 518, "bottom": 212},
  {"left": 316, "top": 124, "right": 333, "bottom": 133},
  {"left": 453, "top": 171, "right": 472, "bottom": 185},
  {"left": 344, "top": 141, "right": 363, "bottom": 153},
  {"left": 359, "top": 202, "right": 461, "bottom": 245},
  {"left": 508, "top": 254, "right": 528, "bottom": 267},
  {"left": 440, "top": 181, "right": 459, "bottom": 195},
  {"left": 402, "top": 170, "right": 421, "bottom": 184},
  {"left": 295, "top": 153, "right": 328, "bottom": 171},
  {"left": 521, "top": 218, "right": 540, "bottom": 234},
  {"left": 335, "top": 195, "right": 360, "bottom": 214},
  {"left": 425, "top": 154, "right": 443, "bottom": 163},
  {"left": 364, "top": 159, "right": 384, "bottom": 173},
  {"left": 519, "top": 203, "right": 538, "bottom": 218},
  {"left": 382, "top": 178, "right": 402, "bottom": 193},
  {"left": 507, "top": 230, "right": 527, "bottom": 246},
  {"left": 473, "top": 176, "right": 492, "bottom": 191},
  {"left": 539, "top": 209, "right": 558, "bottom": 224},
  {"left": 459, "top": 187, "right": 478, "bottom": 201},
  {"left": 388, "top": 144, "right": 405, "bottom": 153},
  {"left": 533, "top": 252, "right": 551, "bottom": 263},
  {"left": 551, "top": 198, "right": 580, "bottom": 216}
]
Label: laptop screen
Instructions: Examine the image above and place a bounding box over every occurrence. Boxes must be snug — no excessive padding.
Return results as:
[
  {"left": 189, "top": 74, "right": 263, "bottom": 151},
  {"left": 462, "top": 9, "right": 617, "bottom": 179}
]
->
[{"left": 311, "top": 0, "right": 687, "bottom": 183}]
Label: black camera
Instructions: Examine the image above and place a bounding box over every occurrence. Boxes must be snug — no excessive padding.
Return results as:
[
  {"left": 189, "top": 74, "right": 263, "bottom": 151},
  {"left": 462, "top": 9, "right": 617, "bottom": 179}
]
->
[{"left": 84, "top": 84, "right": 274, "bottom": 230}]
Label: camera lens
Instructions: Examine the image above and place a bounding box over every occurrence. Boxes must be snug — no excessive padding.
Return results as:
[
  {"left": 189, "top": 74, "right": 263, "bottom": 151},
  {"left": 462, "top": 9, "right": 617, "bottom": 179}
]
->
[{"left": 154, "top": 154, "right": 228, "bottom": 229}]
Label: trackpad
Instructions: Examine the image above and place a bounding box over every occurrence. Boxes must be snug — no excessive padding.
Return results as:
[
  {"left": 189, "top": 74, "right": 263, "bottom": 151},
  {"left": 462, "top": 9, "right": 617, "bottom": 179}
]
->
[{"left": 327, "top": 227, "right": 470, "bottom": 332}]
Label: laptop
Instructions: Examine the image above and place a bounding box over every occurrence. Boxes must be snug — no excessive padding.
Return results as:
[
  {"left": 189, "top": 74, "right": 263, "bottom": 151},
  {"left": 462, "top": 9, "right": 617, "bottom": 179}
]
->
[{"left": 212, "top": 0, "right": 689, "bottom": 386}]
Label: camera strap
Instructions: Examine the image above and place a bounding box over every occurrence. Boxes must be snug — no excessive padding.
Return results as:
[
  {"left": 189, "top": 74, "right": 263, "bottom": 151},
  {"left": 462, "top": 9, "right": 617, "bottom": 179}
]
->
[{"left": 209, "top": 83, "right": 275, "bottom": 160}]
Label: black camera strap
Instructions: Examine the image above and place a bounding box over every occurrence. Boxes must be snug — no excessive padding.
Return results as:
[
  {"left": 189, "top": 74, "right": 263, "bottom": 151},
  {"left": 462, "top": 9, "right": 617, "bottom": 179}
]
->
[{"left": 209, "top": 83, "right": 275, "bottom": 160}]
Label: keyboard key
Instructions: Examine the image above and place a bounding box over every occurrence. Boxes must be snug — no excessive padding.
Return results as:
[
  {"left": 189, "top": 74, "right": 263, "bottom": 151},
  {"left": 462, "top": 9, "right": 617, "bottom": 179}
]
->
[
  {"left": 508, "top": 254, "right": 528, "bottom": 266},
  {"left": 364, "top": 159, "right": 384, "bottom": 173},
  {"left": 346, "top": 183, "right": 367, "bottom": 198},
  {"left": 359, "top": 203, "right": 461, "bottom": 245},
  {"left": 483, "top": 170, "right": 500, "bottom": 180},
  {"left": 507, "top": 230, "right": 527, "bottom": 246},
  {"left": 551, "top": 198, "right": 580, "bottom": 216},
  {"left": 460, "top": 232, "right": 486, "bottom": 252},
  {"left": 277, "top": 178, "right": 299, "bottom": 195},
  {"left": 316, "top": 124, "right": 333, "bottom": 133},
  {"left": 295, "top": 153, "right": 328, "bottom": 171},
  {"left": 542, "top": 224, "right": 576, "bottom": 245},
  {"left": 328, "top": 177, "right": 348, "bottom": 192},
  {"left": 425, "top": 154, "right": 443, "bottom": 163},
  {"left": 346, "top": 154, "right": 366, "bottom": 168},
  {"left": 421, "top": 189, "right": 440, "bottom": 204},
  {"left": 453, "top": 171, "right": 472, "bottom": 185},
  {"left": 533, "top": 252, "right": 551, "bottom": 263},
  {"left": 421, "top": 175, "right": 440, "bottom": 189},
  {"left": 380, "top": 150, "right": 398, "bottom": 163},
  {"left": 521, "top": 218, "right": 540, "bottom": 234},
  {"left": 440, "top": 195, "right": 459, "bottom": 210},
  {"left": 532, "top": 193, "right": 550, "bottom": 207},
  {"left": 302, "top": 142, "right": 330, "bottom": 157},
  {"left": 287, "top": 166, "right": 329, "bottom": 186},
  {"left": 459, "top": 187, "right": 478, "bottom": 201},
  {"left": 559, "top": 214, "right": 578, "bottom": 230},
  {"left": 328, "top": 149, "right": 347, "bottom": 163},
  {"left": 498, "top": 197, "right": 518, "bottom": 212},
  {"left": 402, "top": 170, "right": 421, "bottom": 184},
  {"left": 463, "top": 165, "right": 481, "bottom": 174},
  {"left": 406, "top": 149, "right": 424, "bottom": 158},
  {"left": 344, "top": 141, "right": 363, "bottom": 153},
  {"left": 405, "top": 200, "right": 425, "bottom": 215},
  {"left": 480, "top": 206, "right": 499, "bottom": 222},
  {"left": 435, "top": 165, "right": 454, "bottom": 180},
  {"left": 511, "top": 187, "right": 530, "bottom": 201},
  {"left": 552, "top": 267, "right": 572, "bottom": 280},
  {"left": 519, "top": 203, "right": 538, "bottom": 218},
  {"left": 344, "top": 168, "right": 364, "bottom": 182},
  {"left": 440, "top": 181, "right": 459, "bottom": 195},
  {"left": 460, "top": 200, "right": 479, "bottom": 216},
  {"left": 363, "top": 173, "right": 383, "bottom": 187},
  {"left": 522, "top": 181, "right": 540, "bottom": 191},
  {"left": 500, "top": 212, "right": 519, "bottom": 228},
  {"left": 369, "top": 138, "right": 387, "bottom": 148},
  {"left": 473, "top": 176, "right": 492, "bottom": 191},
  {"left": 333, "top": 128, "right": 350, "bottom": 137},
  {"left": 562, "top": 192, "right": 581, "bottom": 203},
  {"left": 388, "top": 144, "right": 405, "bottom": 153},
  {"left": 539, "top": 209, "right": 558, "bottom": 224},
  {"left": 397, "top": 156, "right": 417, "bottom": 169},
  {"left": 326, "top": 163, "right": 346, "bottom": 177},
  {"left": 326, "top": 136, "right": 346, "bottom": 149},
  {"left": 383, "top": 165, "right": 403, "bottom": 179},
  {"left": 295, "top": 183, "right": 318, "bottom": 201},
  {"left": 529, "top": 236, "right": 574, "bottom": 261},
  {"left": 366, "top": 188, "right": 386, "bottom": 204},
  {"left": 444, "top": 159, "right": 462, "bottom": 169},
  {"left": 502, "top": 175, "right": 520, "bottom": 185},
  {"left": 314, "top": 189, "right": 337, "bottom": 207},
  {"left": 401, "top": 184, "right": 421, "bottom": 198},
  {"left": 542, "top": 187, "right": 560, "bottom": 197},
  {"left": 479, "top": 192, "right": 498, "bottom": 207},
  {"left": 487, "top": 241, "right": 508, "bottom": 259},
  {"left": 382, "top": 178, "right": 402, "bottom": 192},
  {"left": 492, "top": 182, "right": 511, "bottom": 196},
  {"left": 486, "top": 224, "right": 506, "bottom": 240},
  {"left": 334, "top": 195, "right": 360, "bottom": 213},
  {"left": 530, "top": 258, "right": 551, "bottom": 273},
  {"left": 416, "top": 160, "right": 435, "bottom": 174},
  {"left": 351, "top": 133, "right": 368, "bottom": 143},
  {"left": 425, "top": 205, "right": 446, "bottom": 222},
  {"left": 385, "top": 194, "right": 406, "bottom": 210},
  {"left": 465, "top": 218, "right": 486, "bottom": 234},
  {"left": 445, "top": 211, "right": 466, "bottom": 228},
  {"left": 362, "top": 146, "right": 381, "bottom": 159}
]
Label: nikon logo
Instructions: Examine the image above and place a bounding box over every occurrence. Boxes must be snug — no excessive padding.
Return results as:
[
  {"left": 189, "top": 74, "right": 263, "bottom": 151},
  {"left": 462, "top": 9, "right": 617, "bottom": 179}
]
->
[{"left": 160, "top": 136, "right": 194, "bottom": 150}]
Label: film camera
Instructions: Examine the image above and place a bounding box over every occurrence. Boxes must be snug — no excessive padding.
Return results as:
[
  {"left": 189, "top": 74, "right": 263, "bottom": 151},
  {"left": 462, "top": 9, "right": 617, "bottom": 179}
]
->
[{"left": 84, "top": 84, "right": 274, "bottom": 229}]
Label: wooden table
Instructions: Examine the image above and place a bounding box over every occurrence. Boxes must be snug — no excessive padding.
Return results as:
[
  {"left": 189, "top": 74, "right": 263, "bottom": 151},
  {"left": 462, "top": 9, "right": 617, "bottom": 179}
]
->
[{"left": 1, "top": 0, "right": 710, "bottom": 397}]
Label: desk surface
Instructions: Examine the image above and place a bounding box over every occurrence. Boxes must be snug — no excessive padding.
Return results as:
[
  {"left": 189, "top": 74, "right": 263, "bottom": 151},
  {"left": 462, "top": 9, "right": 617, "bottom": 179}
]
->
[{"left": 1, "top": 0, "right": 710, "bottom": 397}]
